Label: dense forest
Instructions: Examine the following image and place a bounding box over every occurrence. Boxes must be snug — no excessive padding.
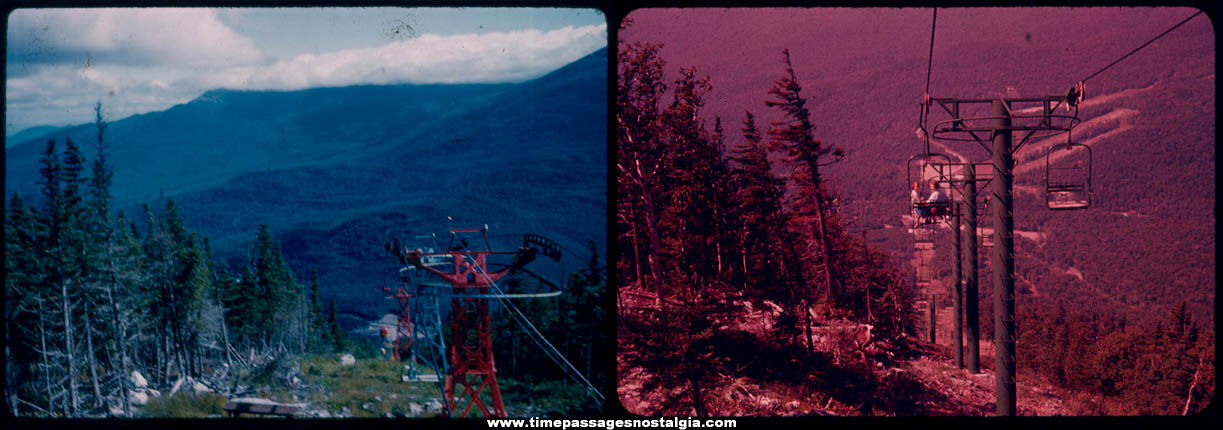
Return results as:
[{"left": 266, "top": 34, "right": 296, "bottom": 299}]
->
[
  {"left": 3, "top": 104, "right": 359, "bottom": 416},
  {"left": 617, "top": 31, "right": 928, "bottom": 415}
]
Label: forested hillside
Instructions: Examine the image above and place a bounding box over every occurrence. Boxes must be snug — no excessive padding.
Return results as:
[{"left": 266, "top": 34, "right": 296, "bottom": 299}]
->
[
  {"left": 5, "top": 47, "right": 609, "bottom": 418},
  {"left": 6, "top": 47, "right": 609, "bottom": 319},
  {"left": 622, "top": 8, "right": 1213, "bottom": 324},
  {"left": 4, "top": 106, "right": 359, "bottom": 416}
]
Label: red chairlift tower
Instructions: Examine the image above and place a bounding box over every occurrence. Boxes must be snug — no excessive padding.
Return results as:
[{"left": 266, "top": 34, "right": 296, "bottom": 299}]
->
[
  {"left": 381, "top": 286, "right": 415, "bottom": 363},
  {"left": 400, "top": 227, "right": 537, "bottom": 418}
]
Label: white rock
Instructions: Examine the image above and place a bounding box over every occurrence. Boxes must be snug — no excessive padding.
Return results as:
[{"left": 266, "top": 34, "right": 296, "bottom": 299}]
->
[
  {"left": 339, "top": 354, "right": 356, "bottom": 366},
  {"left": 317, "top": 410, "right": 331, "bottom": 418},
  {"left": 291, "top": 376, "right": 301, "bottom": 386},
  {"left": 192, "top": 382, "right": 211, "bottom": 393},
  {"left": 145, "top": 389, "right": 161, "bottom": 397},
  {"left": 385, "top": 412, "right": 395, "bottom": 418},
  {"left": 130, "top": 371, "right": 148, "bottom": 388},
  {"left": 409, "top": 403, "right": 423, "bottom": 415},
  {"left": 109, "top": 406, "right": 125, "bottom": 416},
  {"left": 129, "top": 391, "right": 149, "bottom": 406}
]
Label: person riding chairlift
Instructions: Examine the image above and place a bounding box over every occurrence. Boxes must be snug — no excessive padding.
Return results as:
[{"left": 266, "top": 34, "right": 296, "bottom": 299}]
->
[
  {"left": 910, "top": 181, "right": 928, "bottom": 228},
  {"left": 926, "top": 179, "right": 949, "bottom": 221}
]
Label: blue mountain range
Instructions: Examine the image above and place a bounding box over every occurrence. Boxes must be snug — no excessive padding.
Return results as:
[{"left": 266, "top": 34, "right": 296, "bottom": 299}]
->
[{"left": 5, "top": 47, "right": 608, "bottom": 320}]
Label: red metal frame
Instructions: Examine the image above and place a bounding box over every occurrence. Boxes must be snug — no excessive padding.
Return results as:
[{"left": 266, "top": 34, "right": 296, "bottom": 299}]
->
[
  {"left": 404, "top": 248, "right": 518, "bottom": 418},
  {"left": 382, "top": 286, "right": 415, "bottom": 362}
]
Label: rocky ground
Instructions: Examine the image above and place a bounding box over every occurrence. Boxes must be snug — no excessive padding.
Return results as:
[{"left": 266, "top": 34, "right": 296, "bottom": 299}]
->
[{"left": 618, "top": 287, "right": 1071, "bottom": 417}]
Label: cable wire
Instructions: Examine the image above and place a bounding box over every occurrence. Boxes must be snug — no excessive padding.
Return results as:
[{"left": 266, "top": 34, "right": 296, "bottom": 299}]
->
[
  {"left": 924, "top": 8, "right": 937, "bottom": 97},
  {"left": 463, "top": 255, "right": 606, "bottom": 404},
  {"left": 918, "top": 8, "right": 938, "bottom": 155},
  {"left": 1080, "top": 10, "right": 1204, "bottom": 83}
]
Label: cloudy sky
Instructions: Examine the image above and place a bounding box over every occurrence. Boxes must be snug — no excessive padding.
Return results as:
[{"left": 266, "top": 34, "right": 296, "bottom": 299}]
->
[{"left": 5, "top": 7, "right": 607, "bottom": 136}]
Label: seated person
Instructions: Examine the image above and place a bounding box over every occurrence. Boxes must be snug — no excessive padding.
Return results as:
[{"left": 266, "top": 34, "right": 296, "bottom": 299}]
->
[
  {"left": 926, "top": 180, "right": 950, "bottom": 219},
  {"left": 910, "top": 181, "right": 929, "bottom": 220}
]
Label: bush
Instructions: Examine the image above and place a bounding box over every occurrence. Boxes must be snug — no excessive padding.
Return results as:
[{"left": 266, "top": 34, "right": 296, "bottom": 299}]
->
[{"left": 141, "top": 392, "right": 229, "bottom": 418}]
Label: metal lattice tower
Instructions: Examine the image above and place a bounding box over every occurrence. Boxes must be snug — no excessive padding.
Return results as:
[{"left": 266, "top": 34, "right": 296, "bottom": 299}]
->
[
  {"left": 390, "top": 227, "right": 576, "bottom": 418},
  {"left": 404, "top": 232, "right": 523, "bottom": 418}
]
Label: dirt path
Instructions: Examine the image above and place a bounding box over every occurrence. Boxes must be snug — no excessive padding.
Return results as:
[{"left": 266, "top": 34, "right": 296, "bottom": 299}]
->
[
  {"left": 903, "top": 356, "right": 1068, "bottom": 416},
  {"left": 930, "top": 139, "right": 969, "bottom": 164},
  {"left": 1013, "top": 82, "right": 1157, "bottom": 115},
  {"left": 1065, "top": 266, "right": 1084, "bottom": 282},
  {"left": 975, "top": 226, "right": 1045, "bottom": 246},
  {"left": 1014, "top": 108, "right": 1139, "bottom": 176}
]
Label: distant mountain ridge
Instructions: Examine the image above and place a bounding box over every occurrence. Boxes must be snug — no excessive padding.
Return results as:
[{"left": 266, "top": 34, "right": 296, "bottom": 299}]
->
[{"left": 5, "top": 47, "right": 608, "bottom": 318}]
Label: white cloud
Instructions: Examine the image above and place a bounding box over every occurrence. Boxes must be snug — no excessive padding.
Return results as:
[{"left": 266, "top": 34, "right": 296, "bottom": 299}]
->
[
  {"left": 192, "top": 23, "right": 607, "bottom": 90},
  {"left": 8, "top": 8, "right": 266, "bottom": 68},
  {"left": 5, "top": 16, "right": 606, "bottom": 135}
]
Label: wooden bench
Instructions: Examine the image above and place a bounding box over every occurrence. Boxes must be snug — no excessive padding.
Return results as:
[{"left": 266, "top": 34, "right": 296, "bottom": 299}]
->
[{"left": 223, "top": 399, "right": 301, "bottom": 418}]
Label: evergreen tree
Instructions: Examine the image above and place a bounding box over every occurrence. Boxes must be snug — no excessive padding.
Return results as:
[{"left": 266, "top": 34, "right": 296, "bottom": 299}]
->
[
  {"left": 5, "top": 193, "right": 46, "bottom": 414},
  {"left": 327, "top": 298, "right": 346, "bottom": 352},
  {"left": 251, "top": 224, "right": 300, "bottom": 351},
  {"left": 308, "top": 268, "right": 328, "bottom": 351},
  {"left": 728, "top": 111, "right": 788, "bottom": 302},
  {"left": 101, "top": 210, "right": 146, "bottom": 416},
  {"left": 765, "top": 49, "right": 845, "bottom": 319},
  {"left": 616, "top": 40, "right": 668, "bottom": 302}
]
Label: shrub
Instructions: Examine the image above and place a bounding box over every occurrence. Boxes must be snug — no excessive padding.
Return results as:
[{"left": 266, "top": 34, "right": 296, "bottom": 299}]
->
[{"left": 141, "top": 392, "right": 229, "bottom": 418}]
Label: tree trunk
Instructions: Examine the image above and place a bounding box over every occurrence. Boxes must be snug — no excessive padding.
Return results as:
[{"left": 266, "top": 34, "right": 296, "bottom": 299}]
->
[
  {"left": 713, "top": 205, "right": 723, "bottom": 277},
  {"left": 5, "top": 314, "right": 14, "bottom": 416},
  {"left": 1183, "top": 357, "right": 1203, "bottom": 415},
  {"left": 802, "top": 297, "right": 814, "bottom": 356},
  {"left": 155, "top": 286, "right": 166, "bottom": 386},
  {"left": 740, "top": 229, "right": 749, "bottom": 291},
  {"left": 83, "top": 299, "right": 103, "bottom": 408},
  {"left": 628, "top": 202, "right": 643, "bottom": 289},
  {"left": 104, "top": 271, "right": 131, "bottom": 417},
  {"left": 811, "top": 186, "right": 836, "bottom": 314},
  {"left": 36, "top": 298, "right": 53, "bottom": 415},
  {"left": 635, "top": 162, "right": 663, "bottom": 310},
  {"left": 61, "top": 278, "right": 79, "bottom": 416}
]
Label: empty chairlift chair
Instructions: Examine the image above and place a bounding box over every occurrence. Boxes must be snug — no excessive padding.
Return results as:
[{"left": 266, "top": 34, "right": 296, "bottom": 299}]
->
[
  {"left": 1045, "top": 141, "right": 1092, "bottom": 210},
  {"left": 913, "top": 225, "right": 936, "bottom": 249}
]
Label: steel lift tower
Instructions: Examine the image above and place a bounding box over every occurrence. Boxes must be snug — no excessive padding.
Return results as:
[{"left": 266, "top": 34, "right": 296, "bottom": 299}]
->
[
  {"left": 923, "top": 93, "right": 1082, "bottom": 416},
  {"left": 390, "top": 227, "right": 570, "bottom": 418}
]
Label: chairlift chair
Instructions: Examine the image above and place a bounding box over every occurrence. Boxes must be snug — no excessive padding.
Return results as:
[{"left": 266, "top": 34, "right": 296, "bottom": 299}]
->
[
  {"left": 1045, "top": 141, "right": 1092, "bottom": 210},
  {"left": 913, "top": 225, "right": 936, "bottom": 249},
  {"left": 907, "top": 153, "right": 954, "bottom": 224}
]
